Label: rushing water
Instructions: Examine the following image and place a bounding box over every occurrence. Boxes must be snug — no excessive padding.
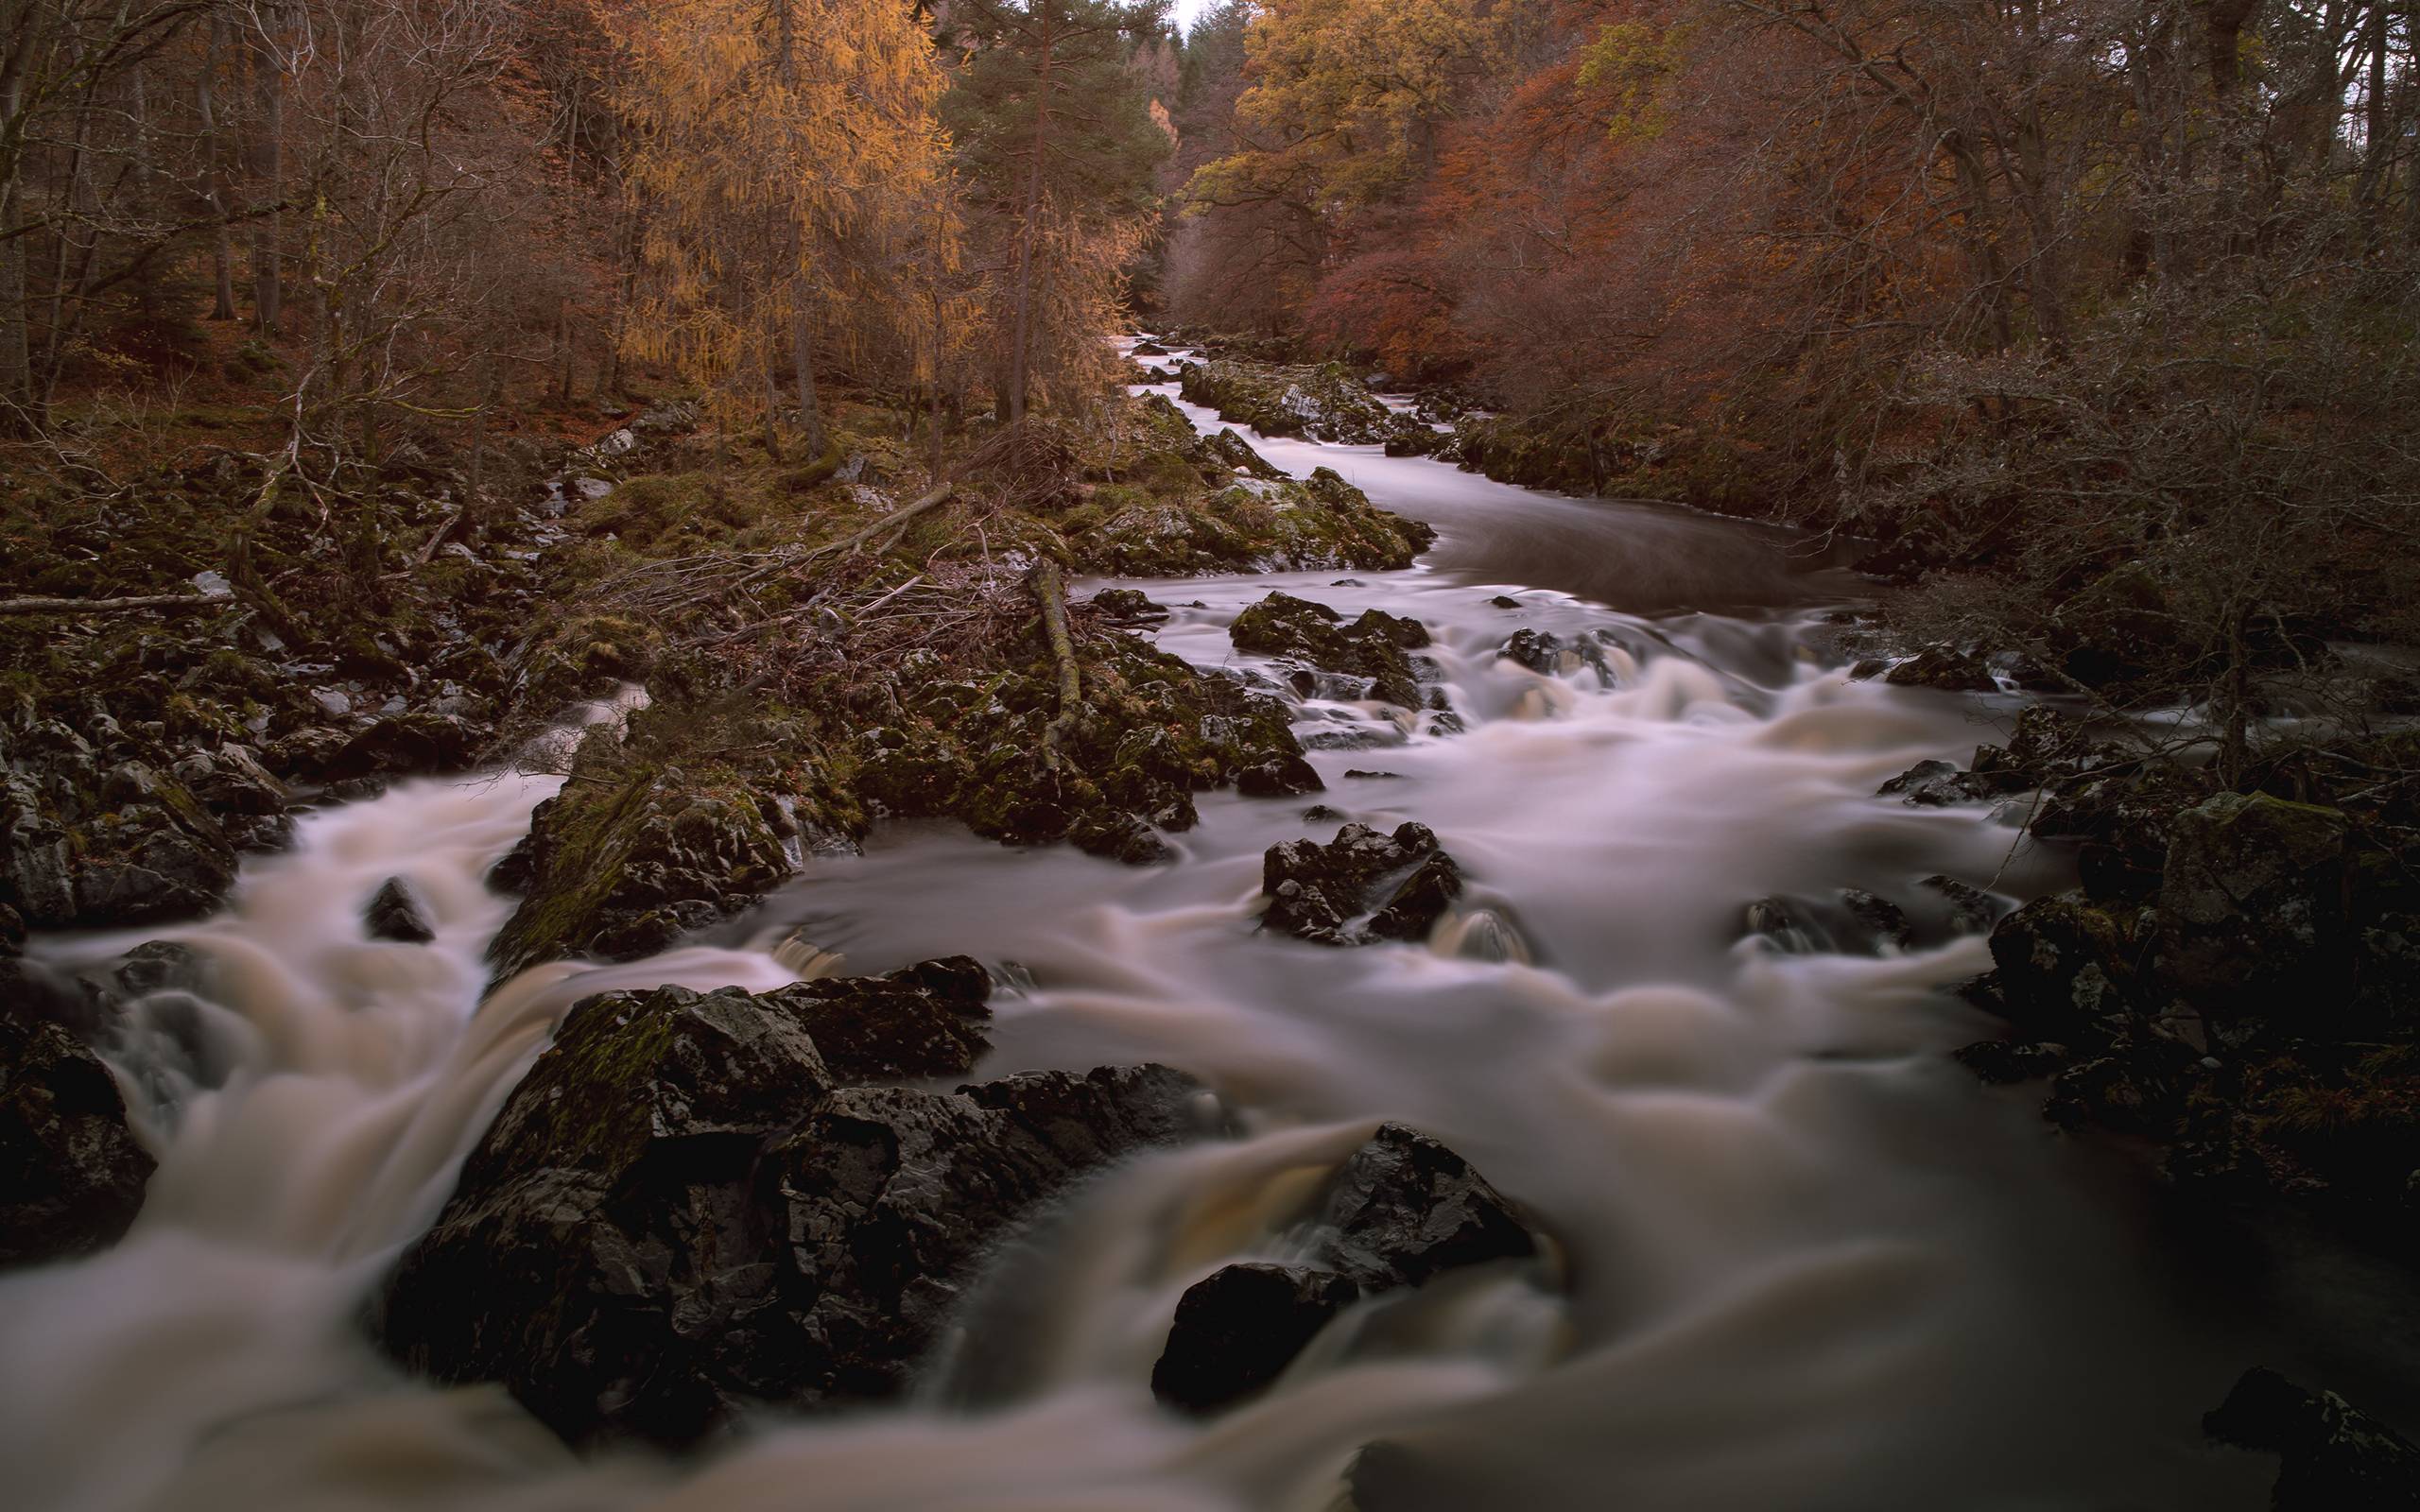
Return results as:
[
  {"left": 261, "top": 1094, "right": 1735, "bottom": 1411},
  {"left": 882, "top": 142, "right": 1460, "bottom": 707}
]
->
[{"left": 2, "top": 351, "right": 2283, "bottom": 1510}]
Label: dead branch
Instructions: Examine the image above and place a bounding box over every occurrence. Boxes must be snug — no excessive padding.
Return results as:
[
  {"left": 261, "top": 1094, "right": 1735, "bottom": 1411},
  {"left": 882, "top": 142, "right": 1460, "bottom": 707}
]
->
[
  {"left": 1028, "top": 559, "right": 1082, "bottom": 772},
  {"left": 0, "top": 592, "right": 236, "bottom": 618}
]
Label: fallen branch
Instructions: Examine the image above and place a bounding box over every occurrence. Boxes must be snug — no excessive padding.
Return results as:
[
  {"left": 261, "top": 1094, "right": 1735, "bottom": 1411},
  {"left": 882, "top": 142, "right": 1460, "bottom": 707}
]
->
[
  {"left": 413, "top": 507, "right": 468, "bottom": 568},
  {"left": 1028, "top": 559, "right": 1082, "bottom": 772},
  {"left": 0, "top": 592, "right": 236, "bottom": 618}
]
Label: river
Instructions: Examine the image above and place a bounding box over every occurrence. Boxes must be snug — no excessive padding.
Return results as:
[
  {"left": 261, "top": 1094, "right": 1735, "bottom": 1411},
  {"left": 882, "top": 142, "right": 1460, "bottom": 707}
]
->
[{"left": 0, "top": 348, "right": 2274, "bottom": 1509}]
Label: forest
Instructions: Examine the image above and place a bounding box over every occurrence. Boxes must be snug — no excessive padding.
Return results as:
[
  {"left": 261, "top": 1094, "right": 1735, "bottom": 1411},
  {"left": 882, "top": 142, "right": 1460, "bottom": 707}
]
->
[{"left": 2, "top": 0, "right": 2419, "bottom": 1509}]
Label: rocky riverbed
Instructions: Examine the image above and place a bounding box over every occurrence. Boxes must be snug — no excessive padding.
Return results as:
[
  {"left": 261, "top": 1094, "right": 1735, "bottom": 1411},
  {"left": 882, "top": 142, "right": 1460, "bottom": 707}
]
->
[{"left": 5, "top": 344, "right": 2417, "bottom": 1511}]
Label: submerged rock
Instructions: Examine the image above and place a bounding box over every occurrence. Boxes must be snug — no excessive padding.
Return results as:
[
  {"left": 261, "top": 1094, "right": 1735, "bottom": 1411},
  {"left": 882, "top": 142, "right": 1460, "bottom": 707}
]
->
[
  {"left": 364, "top": 876, "right": 437, "bottom": 943},
  {"left": 1262, "top": 822, "right": 1464, "bottom": 947},
  {"left": 1151, "top": 1124, "right": 1543, "bottom": 1414},
  {"left": 0, "top": 1013, "right": 154, "bottom": 1268},
  {"left": 1877, "top": 759, "right": 2013, "bottom": 808},
  {"left": 379, "top": 970, "right": 1211, "bottom": 1447},
  {"left": 1883, "top": 647, "right": 1996, "bottom": 692}
]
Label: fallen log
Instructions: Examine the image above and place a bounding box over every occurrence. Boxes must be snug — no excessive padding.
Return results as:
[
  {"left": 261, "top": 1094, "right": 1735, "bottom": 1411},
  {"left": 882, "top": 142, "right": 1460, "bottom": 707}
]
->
[
  {"left": 1028, "top": 559, "right": 1082, "bottom": 772},
  {"left": 0, "top": 592, "right": 236, "bottom": 618}
]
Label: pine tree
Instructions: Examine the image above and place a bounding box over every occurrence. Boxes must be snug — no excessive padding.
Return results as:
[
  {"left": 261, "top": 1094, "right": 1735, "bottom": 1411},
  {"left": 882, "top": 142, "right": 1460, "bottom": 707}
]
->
[{"left": 942, "top": 0, "right": 1170, "bottom": 421}]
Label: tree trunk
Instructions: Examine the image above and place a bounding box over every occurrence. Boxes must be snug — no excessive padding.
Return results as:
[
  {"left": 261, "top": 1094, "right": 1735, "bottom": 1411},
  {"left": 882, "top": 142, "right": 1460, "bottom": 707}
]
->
[
  {"left": 789, "top": 302, "right": 825, "bottom": 455},
  {"left": 200, "top": 20, "right": 237, "bottom": 320},
  {"left": 1008, "top": 41, "right": 1053, "bottom": 423},
  {"left": 761, "top": 353, "right": 786, "bottom": 463},
  {"left": 252, "top": 5, "right": 286, "bottom": 334}
]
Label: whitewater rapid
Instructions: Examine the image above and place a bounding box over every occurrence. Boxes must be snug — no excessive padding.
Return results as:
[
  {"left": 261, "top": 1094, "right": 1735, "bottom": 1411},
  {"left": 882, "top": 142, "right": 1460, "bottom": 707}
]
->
[{"left": 0, "top": 351, "right": 2274, "bottom": 1510}]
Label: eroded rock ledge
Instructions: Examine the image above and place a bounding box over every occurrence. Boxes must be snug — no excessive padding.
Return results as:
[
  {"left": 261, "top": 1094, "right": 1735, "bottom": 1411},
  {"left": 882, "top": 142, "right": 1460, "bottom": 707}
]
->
[{"left": 376, "top": 964, "right": 1215, "bottom": 1447}]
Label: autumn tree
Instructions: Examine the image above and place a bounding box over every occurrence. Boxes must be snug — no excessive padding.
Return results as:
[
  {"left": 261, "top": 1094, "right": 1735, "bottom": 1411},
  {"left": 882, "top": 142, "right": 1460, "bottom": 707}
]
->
[
  {"left": 942, "top": 0, "right": 1170, "bottom": 420},
  {"left": 617, "top": 0, "right": 955, "bottom": 458}
]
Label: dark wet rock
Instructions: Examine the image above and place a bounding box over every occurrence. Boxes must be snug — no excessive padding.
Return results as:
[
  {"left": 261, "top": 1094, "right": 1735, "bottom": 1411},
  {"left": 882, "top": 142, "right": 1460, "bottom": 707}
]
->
[
  {"left": 1317, "top": 1123, "right": 1539, "bottom": 1289},
  {"left": 1883, "top": 647, "right": 1996, "bottom": 693},
  {"left": 318, "top": 711, "right": 483, "bottom": 783},
  {"left": 1079, "top": 467, "right": 1432, "bottom": 577},
  {"left": 1745, "top": 896, "right": 1820, "bottom": 954},
  {"left": 1748, "top": 890, "right": 1931, "bottom": 956},
  {"left": 1198, "top": 427, "right": 1286, "bottom": 480},
  {"left": 859, "top": 634, "right": 1322, "bottom": 852},
  {"left": 1087, "top": 588, "right": 1168, "bottom": 627},
  {"left": 1232, "top": 592, "right": 1430, "bottom": 710},
  {"left": 1984, "top": 889, "right": 2141, "bottom": 1041},
  {"left": 1132, "top": 340, "right": 1170, "bottom": 356},
  {"left": 1952, "top": 1039, "right": 2073, "bottom": 1086},
  {"left": 1840, "top": 889, "right": 1915, "bottom": 952},
  {"left": 2204, "top": 1367, "right": 2420, "bottom": 1510},
  {"left": 112, "top": 940, "right": 210, "bottom": 1000},
  {"left": 485, "top": 832, "right": 537, "bottom": 894},
  {"left": 169, "top": 746, "right": 287, "bottom": 816},
  {"left": 1495, "top": 628, "right": 1601, "bottom": 679},
  {"left": 1382, "top": 424, "right": 1448, "bottom": 457},
  {"left": 1488, "top": 594, "right": 1521, "bottom": 610},
  {"left": 379, "top": 972, "right": 1209, "bottom": 1447},
  {"left": 1236, "top": 753, "right": 1325, "bottom": 799},
  {"left": 487, "top": 738, "right": 800, "bottom": 977},
  {"left": 1367, "top": 854, "right": 1463, "bottom": 941},
  {"left": 1179, "top": 359, "right": 1400, "bottom": 444},
  {"left": 1263, "top": 823, "right": 1463, "bottom": 947},
  {"left": 1303, "top": 726, "right": 1392, "bottom": 752},
  {"left": 757, "top": 957, "right": 992, "bottom": 1083},
  {"left": 1150, "top": 1124, "right": 1542, "bottom": 1415},
  {"left": 1877, "top": 759, "right": 2012, "bottom": 808},
  {"left": 1921, "top": 874, "right": 2004, "bottom": 936},
  {"left": 364, "top": 876, "right": 438, "bottom": 944},
  {"left": 0, "top": 1012, "right": 154, "bottom": 1269},
  {"left": 1152, "top": 1263, "right": 1360, "bottom": 1413},
  {"left": 2157, "top": 793, "right": 2348, "bottom": 1038}
]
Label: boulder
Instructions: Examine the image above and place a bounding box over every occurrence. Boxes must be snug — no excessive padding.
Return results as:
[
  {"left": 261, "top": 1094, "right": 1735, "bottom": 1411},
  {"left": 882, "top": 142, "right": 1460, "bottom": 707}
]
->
[
  {"left": 486, "top": 744, "right": 799, "bottom": 977},
  {"left": 2204, "top": 1367, "right": 2420, "bottom": 1510},
  {"left": 364, "top": 876, "right": 437, "bottom": 943},
  {"left": 320, "top": 710, "right": 484, "bottom": 782},
  {"left": 1984, "top": 889, "right": 2142, "bottom": 1041},
  {"left": 1199, "top": 427, "right": 1286, "bottom": 480},
  {"left": 2157, "top": 793, "right": 2349, "bottom": 1036},
  {"left": 1877, "top": 759, "right": 2011, "bottom": 808},
  {"left": 1178, "top": 359, "right": 1400, "bottom": 444},
  {"left": 1263, "top": 823, "right": 1464, "bottom": 946},
  {"left": 1087, "top": 588, "right": 1169, "bottom": 627},
  {"left": 1231, "top": 593, "right": 1431, "bottom": 710},
  {"left": 379, "top": 971, "right": 1208, "bottom": 1447},
  {"left": 1150, "top": 1125, "right": 1541, "bottom": 1414},
  {"left": 1884, "top": 647, "right": 1996, "bottom": 692},
  {"left": 1496, "top": 628, "right": 1575, "bottom": 676},
  {"left": 0, "top": 1013, "right": 154, "bottom": 1268},
  {"left": 1151, "top": 1264, "right": 1360, "bottom": 1413}
]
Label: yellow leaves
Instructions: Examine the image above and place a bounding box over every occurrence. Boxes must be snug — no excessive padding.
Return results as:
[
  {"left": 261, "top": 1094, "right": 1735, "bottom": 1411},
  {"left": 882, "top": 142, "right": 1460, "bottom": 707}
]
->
[
  {"left": 615, "top": 0, "right": 960, "bottom": 416},
  {"left": 1194, "top": 0, "right": 1550, "bottom": 215},
  {"left": 1575, "top": 20, "right": 1686, "bottom": 146}
]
